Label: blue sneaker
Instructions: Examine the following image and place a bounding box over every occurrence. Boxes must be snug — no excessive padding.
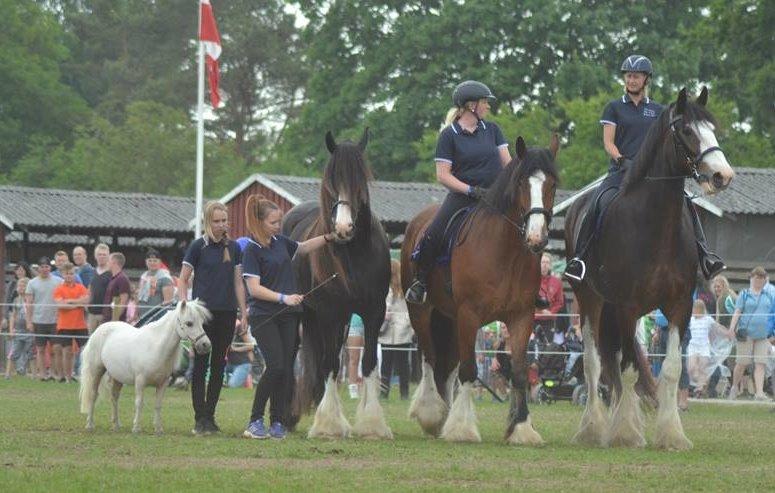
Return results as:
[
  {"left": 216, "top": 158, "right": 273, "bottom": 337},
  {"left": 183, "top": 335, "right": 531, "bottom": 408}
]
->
[
  {"left": 269, "top": 422, "right": 286, "bottom": 440},
  {"left": 242, "top": 419, "right": 268, "bottom": 439}
]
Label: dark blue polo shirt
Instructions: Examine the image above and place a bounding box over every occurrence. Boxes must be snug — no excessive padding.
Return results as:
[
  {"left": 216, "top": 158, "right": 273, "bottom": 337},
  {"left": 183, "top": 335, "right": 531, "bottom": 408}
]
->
[
  {"left": 435, "top": 119, "right": 508, "bottom": 187},
  {"left": 183, "top": 236, "right": 242, "bottom": 311},
  {"left": 241, "top": 235, "right": 300, "bottom": 316},
  {"left": 600, "top": 94, "right": 663, "bottom": 165}
]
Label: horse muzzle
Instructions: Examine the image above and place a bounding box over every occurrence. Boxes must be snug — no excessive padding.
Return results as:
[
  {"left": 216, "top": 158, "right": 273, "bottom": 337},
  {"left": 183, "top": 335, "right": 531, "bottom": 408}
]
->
[
  {"left": 194, "top": 336, "right": 212, "bottom": 355},
  {"left": 526, "top": 236, "right": 548, "bottom": 254}
]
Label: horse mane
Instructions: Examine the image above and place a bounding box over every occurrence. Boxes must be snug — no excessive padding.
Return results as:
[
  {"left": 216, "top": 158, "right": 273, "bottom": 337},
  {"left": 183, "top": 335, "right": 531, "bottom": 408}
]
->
[
  {"left": 481, "top": 147, "right": 559, "bottom": 215},
  {"left": 148, "top": 299, "right": 212, "bottom": 330},
  {"left": 622, "top": 100, "right": 718, "bottom": 192},
  {"left": 310, "top": 139, "right": 374, "bottom": 291}
]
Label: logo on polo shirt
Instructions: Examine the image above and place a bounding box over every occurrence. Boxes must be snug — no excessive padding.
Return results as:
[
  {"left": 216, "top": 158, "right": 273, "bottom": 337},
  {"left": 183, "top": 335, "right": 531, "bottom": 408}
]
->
[{"left": 643, "top": 108, "right": 657, "bottom": 118}]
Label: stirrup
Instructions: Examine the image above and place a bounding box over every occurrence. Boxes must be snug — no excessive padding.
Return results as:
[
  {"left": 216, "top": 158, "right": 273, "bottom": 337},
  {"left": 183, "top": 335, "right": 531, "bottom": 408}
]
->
[
  {"left": 405, "top": 279, "right": 428, "bottom": 304},
  {"left": 563, "top": 258, "right": 586, "bottom": 282}
]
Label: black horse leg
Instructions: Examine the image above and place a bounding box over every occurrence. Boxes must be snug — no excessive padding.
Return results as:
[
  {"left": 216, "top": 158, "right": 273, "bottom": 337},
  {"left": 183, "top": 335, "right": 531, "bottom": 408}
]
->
[{"left": 505, "top": 312, "right": 544, "bottom": 445}]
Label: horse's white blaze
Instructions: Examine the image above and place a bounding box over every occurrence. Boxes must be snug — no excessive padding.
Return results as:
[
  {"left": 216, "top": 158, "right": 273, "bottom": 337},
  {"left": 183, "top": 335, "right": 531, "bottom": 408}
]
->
[
  {"left": 526, "top": 171, "right": 547, "bottom": 245},
  {"left": 654, "top": 326, "right": 693, "bottom": 450},
  {"left": 692, "top": 121, "right": 734, "bottom": 190},
  {"left": 572, "top": 322, "right": 609, "bottom": 446},
  {"left": 440, "top": 382, "right": 481, "bottom": 442},
  {"left": 353, "top": 370, "right": 393, "bottom": 439},
  {"left": 607, "top": 367, "right": 646, "bottom": 448},
  {"left": 409, "top": 361, "right": 448, "bottom": 436},
  {"left": 308, "top": 373, "right": 351, "bottom": 438},
  {"left": 334, "top": 193, "right": 354, "bottom": 237}
]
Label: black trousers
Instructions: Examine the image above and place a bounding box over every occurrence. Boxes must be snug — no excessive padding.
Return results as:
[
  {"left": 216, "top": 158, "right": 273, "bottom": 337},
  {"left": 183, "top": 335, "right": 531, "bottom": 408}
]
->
[
  {"left": 191, "top": 309, "right": 237, "bottom": 422},
  {"left": 416, "top": 192, "right": 476, "bottom": 275},
  {"left": 574, "top": 165, "right": 626, "bottom": 257},
  {"left": 380, "top": 343, "right": 411, "bottom": 399},
  {"left": 249, "top": 312, "right": 300, "bottom": 424}
]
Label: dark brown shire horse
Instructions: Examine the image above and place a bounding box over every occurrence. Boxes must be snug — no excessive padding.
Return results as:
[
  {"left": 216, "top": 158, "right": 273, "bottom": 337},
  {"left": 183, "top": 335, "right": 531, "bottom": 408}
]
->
[
  {"left": 564, "top": 88, "right": 734, "bottom": 450},
  {"left": 401, "top": 135, "right": 559, "bottom": 443},
  {"left": 282, "top": 128, "right": 392, "bottom": 439}
]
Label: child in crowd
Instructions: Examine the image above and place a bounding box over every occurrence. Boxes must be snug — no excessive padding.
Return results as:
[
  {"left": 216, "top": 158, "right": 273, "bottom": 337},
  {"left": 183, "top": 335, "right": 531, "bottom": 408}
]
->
[
  {"left": 4, "top": 278, "right": 32, "bottom": 378},
  {"left": 52, "top": 263, "right": 90, "bottom": 382}
]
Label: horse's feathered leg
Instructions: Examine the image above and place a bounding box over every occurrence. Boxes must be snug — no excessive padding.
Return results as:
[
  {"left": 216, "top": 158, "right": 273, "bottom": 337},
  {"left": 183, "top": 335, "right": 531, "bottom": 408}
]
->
[
  {"left": 408, "top": 309, "right": 448, "bottom": 436},
  {"left": 655, "top": 323, "right": 693, "bottom": 450},
  {"left": 572, "top": 317, "right": 610, "bottom": 446},
  {"left": 353, "top": 305, "right": 393, "bottom": 439},
  {"left": 440, "top": 307, "right": 480, "bottom": 443},
  {"left": 505, "top": 311, "right": 545, "bottom": 446},
  {"left": 308, "top": 311, "right": 352, "bottom": 439}
]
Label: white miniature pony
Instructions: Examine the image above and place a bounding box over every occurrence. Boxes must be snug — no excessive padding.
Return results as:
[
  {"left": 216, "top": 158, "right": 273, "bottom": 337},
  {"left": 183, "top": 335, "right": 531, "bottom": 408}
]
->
[{"left": 79, "top": 300, "right": 212, "bottom": 434}]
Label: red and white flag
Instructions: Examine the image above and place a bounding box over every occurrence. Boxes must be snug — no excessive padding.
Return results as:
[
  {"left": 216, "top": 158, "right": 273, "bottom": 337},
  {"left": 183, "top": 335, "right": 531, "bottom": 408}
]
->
[{"left": 199, "top": 0, "right": 222, "bottom": 108}]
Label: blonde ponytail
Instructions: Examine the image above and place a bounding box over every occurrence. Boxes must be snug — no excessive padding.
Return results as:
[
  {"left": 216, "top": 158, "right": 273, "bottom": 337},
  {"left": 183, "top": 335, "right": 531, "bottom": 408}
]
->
[
  {"left": 444, "top": 107, "right": 463, "bottom": 128},
  {"left": 245, "top": 194, "right": 280, "bottom": 245}
]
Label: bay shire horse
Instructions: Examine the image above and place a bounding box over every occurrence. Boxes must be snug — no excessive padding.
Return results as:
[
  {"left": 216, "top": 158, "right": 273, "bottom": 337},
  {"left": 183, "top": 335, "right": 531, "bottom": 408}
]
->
[
  {"left": 401, "top": 135, "right": 559, "bottom": 443},
  {"left": 283, "top": 128, "right": 392, "bottom": 439},
  {"left": 564, "top": 88, "right": 734, "bottom": 450}
]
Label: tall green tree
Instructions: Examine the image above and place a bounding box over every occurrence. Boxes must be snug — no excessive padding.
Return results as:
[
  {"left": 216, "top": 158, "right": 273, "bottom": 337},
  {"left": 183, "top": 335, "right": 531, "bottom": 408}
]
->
[{"left": 0, "top": 0, "right": 89, "bottom": 175}]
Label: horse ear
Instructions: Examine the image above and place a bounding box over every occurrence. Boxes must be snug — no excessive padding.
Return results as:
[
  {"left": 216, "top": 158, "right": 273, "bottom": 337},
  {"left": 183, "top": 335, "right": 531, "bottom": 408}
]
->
[
  {"left": 515, "top": 136, "right": 528, "bottom": 161},
  {"left": 325, "top": 131, "right": 337, "bottom": 154},
  {"left": 676, "top": 87, "right": 687, "bottom": 115},
  {"left": 180, "top": 299, "right": 187, "bottom": 311},
  {"left": 696, "top": 86, "right": 708, "bottom": 107},
  {"left": 358, "top": 127, "right": 370, "bottom": 152},
  {"left": 549, "top": 132, "right": 560, "bottom": 159}
]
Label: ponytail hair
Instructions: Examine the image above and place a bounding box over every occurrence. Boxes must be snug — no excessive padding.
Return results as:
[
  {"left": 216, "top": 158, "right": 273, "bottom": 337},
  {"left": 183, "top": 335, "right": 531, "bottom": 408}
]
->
[
  {"left": 245, "top": 194, "right": 280, "bottom": 244},
  {"left": 443, "top": 100, "right": 478, "bottom": 128},
  {"left": 203, "top": 201, "right": 231, "bottom": 262}
]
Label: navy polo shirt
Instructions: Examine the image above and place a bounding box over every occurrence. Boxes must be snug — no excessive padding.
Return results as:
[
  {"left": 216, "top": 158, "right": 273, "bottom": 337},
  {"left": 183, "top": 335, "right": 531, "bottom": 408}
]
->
[
  {"left": 600, "top": 94, "right": 664, "bottom": 164},
  {"left": 435, "top": 119, "right": 508, "bottom": 187},
  {"left": 182, "top": 236, "right": 242, "bottom": 311},
  {"left": 241, "top": 235, "right": 300, "bottom": 317}
]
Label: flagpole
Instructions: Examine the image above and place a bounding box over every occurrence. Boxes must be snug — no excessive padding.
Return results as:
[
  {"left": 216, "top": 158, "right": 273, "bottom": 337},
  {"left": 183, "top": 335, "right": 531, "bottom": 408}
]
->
[{"left": 195, "top": 1, "right": 205, "bottom": 238}]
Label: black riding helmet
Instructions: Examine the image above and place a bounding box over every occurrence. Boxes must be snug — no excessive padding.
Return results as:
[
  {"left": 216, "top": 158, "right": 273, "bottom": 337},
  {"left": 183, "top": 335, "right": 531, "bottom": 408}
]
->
[
  {"left": 452, "top": 80, "right": 496, "bottom": 108},
  {"left": 620, "top": 55, "right": 653, "bottom": 76}
]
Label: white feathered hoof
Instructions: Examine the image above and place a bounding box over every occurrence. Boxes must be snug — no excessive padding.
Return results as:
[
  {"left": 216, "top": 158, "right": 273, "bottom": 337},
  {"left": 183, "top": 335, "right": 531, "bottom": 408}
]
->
[
  {"left": 506, "top": 416, "right": 545, "bottom": 446},
  {"left": 307, "top": 375, "right": 351, "bottom": 439},
  {"left": 572, "top": 393, "right": 609, "bottom": 447},
  {"left": 607, "top": 369, "right": 646, "bottom": 448},
  {"left": 440, "top": 383, "right": 480, "bottom": 443},
  {"left": 654, "top": 416, "right": 693, "bottom": 451},
  {"left": 408, "top": 363, "right": 448, "bottom": 437},
  {"left": 353, "top": 373, "right": 393, "bottom": 439}
]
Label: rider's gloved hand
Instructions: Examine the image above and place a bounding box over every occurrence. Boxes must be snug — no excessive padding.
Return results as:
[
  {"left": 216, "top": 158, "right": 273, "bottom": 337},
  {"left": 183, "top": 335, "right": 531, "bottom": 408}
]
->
[
  {"left": 616, "top": 156, "right": 634, "bottom": 168},
  {"left": 467, "top": 185, "right": 488, "bottom": 200}
]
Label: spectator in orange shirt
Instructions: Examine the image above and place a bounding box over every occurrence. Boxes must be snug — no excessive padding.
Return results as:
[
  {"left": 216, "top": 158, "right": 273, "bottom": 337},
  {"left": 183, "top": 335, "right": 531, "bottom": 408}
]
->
[
  {"left": 535, "top": 253, "right": 565, "bottom": 333},
  {"left": 53, "top": 263, "right": 90, "bottom": 383}
]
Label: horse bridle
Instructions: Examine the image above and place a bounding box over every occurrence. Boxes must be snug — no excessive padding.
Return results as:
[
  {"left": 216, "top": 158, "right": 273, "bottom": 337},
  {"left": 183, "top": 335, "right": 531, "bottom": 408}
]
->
[
  {"left": 479, "top": 195, "right": 553, "bottom": 237},
  {"left": 661, "top": 113, "right": 724, "bottom": 184},
  {"left": 176, "top": 318, "right": 208, "bottom": 345}
]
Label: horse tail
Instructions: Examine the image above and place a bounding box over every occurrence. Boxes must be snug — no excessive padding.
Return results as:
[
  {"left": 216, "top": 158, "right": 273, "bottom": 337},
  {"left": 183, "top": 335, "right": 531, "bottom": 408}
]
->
[{"left": 78, "top": 323, "right": 116, "bottom": 414}]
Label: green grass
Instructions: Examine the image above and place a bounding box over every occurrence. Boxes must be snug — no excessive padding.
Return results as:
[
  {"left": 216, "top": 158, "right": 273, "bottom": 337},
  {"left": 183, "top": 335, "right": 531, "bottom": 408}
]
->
[{"left": 1, "top": 377, "right": 773, "bottom": 492}]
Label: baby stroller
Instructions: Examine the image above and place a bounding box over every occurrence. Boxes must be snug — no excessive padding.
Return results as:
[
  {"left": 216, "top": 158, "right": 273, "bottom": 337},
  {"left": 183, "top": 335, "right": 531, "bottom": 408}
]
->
[{"left": 531, "top": 325, "right": 586, "bottom": 404}]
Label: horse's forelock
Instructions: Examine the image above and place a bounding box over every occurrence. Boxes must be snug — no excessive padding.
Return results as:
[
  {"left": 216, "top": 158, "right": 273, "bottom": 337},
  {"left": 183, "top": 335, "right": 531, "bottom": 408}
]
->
[
  {"left": 319, "top": 142, "right": 372, "bottom": 221},
  {"left": 486, "top": 146, "right": 558, "bottom": 214}
]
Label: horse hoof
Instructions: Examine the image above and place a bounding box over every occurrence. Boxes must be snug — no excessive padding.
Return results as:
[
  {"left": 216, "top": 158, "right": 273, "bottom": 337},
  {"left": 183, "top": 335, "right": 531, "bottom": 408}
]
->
[
  {"left": 353, "top": 421, "right": 393, "bottom": 440},
  {"left": 506, "top": 419, "right": 545, "bottom": 446},
  {"left": 654, "top": 432, "right": 693, "bottom": 451},
  {"left": 155, "top": 429, "right": 164, "bottom": 436},
  {"left": 132, "top": 427, "right": 141, "bottom": 435},
  {"left": 440, "top": 426, "right": 481, "bottom": 443},
  {"left": 85, "top": 424, "right": 95, "bottom": 432},
  {"left": 307, "top": 427, "right": 350, "bottom": 440}
]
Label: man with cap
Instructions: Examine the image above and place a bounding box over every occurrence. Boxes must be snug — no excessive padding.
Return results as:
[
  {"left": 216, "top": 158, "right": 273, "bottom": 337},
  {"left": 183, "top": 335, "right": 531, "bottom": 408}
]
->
[
  {"left": 564, "top": 55, "right": 725, "bottom": 282},
  {"left": 24, "top": 256, "right": 63, "bottom": 380}
]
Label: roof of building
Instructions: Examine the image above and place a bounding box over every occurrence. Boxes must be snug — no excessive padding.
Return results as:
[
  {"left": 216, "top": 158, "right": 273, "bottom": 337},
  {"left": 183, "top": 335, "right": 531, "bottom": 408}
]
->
[
  {"left": 0, "top": 185, "right": 194, "bottom": 234},
  {"left": 553, "top": 167, "right": 775, "bottom": 217},
  {"left": 222, "top": 173, "right": 576, "bottom": 226}
]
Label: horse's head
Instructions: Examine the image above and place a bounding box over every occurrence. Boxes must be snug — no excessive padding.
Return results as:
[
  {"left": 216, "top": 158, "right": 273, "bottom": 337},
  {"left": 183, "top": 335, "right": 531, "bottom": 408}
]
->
[
  {"left": 669, "top": 87, "right": 735, "bottom": 194},
  {"left": 487, "top": 134, "right": 560, "bottom": 254},
  {"left": 174, "top": 300, "right": 212, "bottom": 354},
  {"left": 321, "top": 127, "right": 372, "bottom": 242}
]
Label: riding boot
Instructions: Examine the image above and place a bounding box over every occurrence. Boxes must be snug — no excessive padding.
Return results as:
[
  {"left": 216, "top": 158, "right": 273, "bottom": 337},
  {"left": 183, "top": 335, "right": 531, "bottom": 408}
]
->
[
  {"left": 406, "top": 235, "right": 434, "bottom": 304},
  {"left": 686, "top": 195, "right": 725, "bottom": 280},
  {"left": 564, "top": 207, "right": 597, "bottom": 282}
]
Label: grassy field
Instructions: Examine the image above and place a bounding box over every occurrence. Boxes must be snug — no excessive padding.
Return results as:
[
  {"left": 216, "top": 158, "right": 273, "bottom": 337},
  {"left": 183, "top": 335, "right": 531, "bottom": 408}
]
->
[{"left": 1, "top": 378, "right": 773, "bottom": 492}]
